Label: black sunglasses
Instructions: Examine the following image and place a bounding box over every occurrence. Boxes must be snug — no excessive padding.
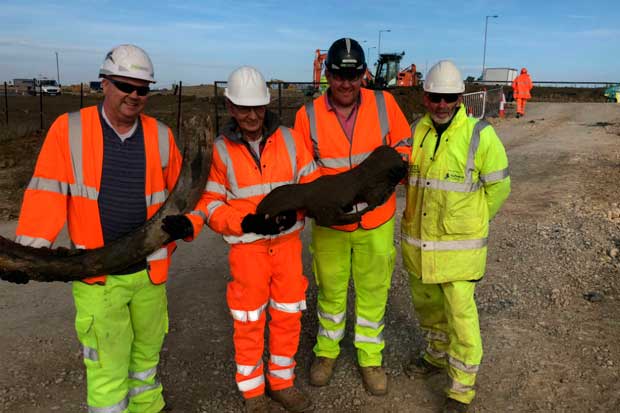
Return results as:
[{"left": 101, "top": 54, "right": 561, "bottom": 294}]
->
[
  {"left": 427, "top": 93, "right": 460, "bottom": 104},
  {"left": 106, "top": 78, "right": 150, "bottom": 96}
]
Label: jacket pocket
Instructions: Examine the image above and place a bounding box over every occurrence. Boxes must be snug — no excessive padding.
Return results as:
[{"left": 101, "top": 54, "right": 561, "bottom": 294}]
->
[{"left": 442, "top": 217, "right": 483, "bottom": 236}]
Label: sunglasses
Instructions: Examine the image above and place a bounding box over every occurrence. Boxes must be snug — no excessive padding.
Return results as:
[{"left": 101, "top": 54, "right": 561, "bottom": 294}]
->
[
  {"left": 106, "top": 78, "right": 150, "bottom": 96},
  {"left": 427, "top": 93, "right": 460, "bottom": 104},
  {"left": 331, "top": 72, "right": 363, "bottom": 82},
  {"left": 231, "top": 103, "right": 267, "bottom": 116}
]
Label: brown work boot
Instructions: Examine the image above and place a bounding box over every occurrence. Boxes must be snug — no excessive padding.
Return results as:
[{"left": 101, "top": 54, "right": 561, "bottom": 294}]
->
[
  {"left": 360, "top": 366, "right": 388, "bottom": 396},
  {"left": 245, "top": 394, "right": 269, "bottom": 413},
  {"left": 404, "top": 356, "right": 443, "bottom": 379},
  {"left": 269, "top": 386, "right": 313, "bottom": 412},
  {"left": 309, "top": 357, "right": 336, "bottom": 386},
  {"left": 443, "top": 397, "right": 469, "bottom": 413}
]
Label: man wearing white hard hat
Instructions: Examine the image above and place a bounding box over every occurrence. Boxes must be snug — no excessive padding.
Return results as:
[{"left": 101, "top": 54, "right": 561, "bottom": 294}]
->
[
  {"left": 401, "top": 60, "right": 511, "bottom": 413},
  {"left": 193, "top": 66, "right": 319, "bottom": 412},
  {"left": 13, "top": 44, "right": 194, "bottom": 412}
]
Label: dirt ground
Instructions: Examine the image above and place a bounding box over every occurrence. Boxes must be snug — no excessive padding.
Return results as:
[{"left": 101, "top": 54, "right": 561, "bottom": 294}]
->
[{"left": 1, "top": 101, "right": 620, "bottom": 413}]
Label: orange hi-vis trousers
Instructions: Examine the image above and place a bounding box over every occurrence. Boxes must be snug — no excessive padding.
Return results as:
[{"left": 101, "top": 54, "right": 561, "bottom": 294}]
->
[
  {"left": 516, "top": 98, "right": 528, "bottom": 115},
  {"left": 226, "top": 232, "right": 308, "bottom": 399}
]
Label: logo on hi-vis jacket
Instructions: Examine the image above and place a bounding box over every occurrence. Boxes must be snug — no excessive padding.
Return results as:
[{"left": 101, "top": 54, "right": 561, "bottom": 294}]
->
[{"left": 445, "top": 170, "right": 465, "bottom": 182}]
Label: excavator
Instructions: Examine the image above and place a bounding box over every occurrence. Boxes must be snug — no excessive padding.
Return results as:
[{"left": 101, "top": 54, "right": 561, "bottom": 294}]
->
[
  {"left": 313, "top": 49, "right": 328, "bottom": 92},
  {"left": 312, "top": 49, "right": 420, "bottom": 92},
  {"left": 365, "top": 52, "right": 421, "bottom": 89}
]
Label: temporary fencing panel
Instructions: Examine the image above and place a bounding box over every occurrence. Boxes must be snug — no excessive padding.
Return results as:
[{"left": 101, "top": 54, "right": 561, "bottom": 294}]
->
[
  {"left": 463, "top": 90, "right": 486, "bottom": 119},
  {"left": 463, "top": 87, "right": 503, "bottom": 119}
]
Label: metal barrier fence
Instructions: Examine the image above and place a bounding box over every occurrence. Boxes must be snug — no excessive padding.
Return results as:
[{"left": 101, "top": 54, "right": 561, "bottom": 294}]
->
[
  {"left": 0, "top": 81, "right": 187, "bottom": 141},
  {"left": 463, "top": 87, "right": 503, "bottom": 119},
  {"left": 463, "top": 90, "right": 486, "bottom": 119},
  {"left": 0, "top": 79, "right": 320, "bottom": 140},
  {"left": 0, "top": 81, "right": 101, "bottom": 132},
  {"left": 2, "top": 77, "right": 614, "bottom": 139},
  {"left": 473, "top": 80, "right": 617, "bottom": 88}
]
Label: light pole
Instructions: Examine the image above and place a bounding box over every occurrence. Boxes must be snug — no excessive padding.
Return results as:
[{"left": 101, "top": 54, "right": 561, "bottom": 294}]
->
[
  {"left": 378, "top": 29, "right": 391, "bottom": 56},
  {"left": 482, "top": 15, "right": 498, "bottom": 78},
  {"left": 55, "top": 51, "right": 60, "bottom": 85},
  {"left": 367, "top": 46, "right": 377, "bottom": 66}
]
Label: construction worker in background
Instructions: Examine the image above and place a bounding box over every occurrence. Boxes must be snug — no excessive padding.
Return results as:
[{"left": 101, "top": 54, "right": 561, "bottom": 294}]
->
[
  {"left": 512, "top": 67, "right": 533, "bottom": 118},
  {"left": 10, "top": 44, "right": 198, "bottom": 412},
  {"left": 294, "top": 37, "right": 411, "bottom": 396},
  {"left": 401, "top": 60, "right": 510, "bottom": 413},
  {"left": 193, "top": 66, "right": 319, "bottom": 413},
  {"left": 319, "top": 73, "right": 328, "bottom": 94}
]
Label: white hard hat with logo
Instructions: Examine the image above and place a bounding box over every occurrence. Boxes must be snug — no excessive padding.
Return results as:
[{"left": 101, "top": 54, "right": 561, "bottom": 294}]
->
[
  {"left": 99, "top": 44, "right": 156, "bottom": 83},
  {"left": 224, "top": 66, "right": 270, "bottom": 106},
  {"left": 424, "top": 60, "right": 464, "bottom": 94}
]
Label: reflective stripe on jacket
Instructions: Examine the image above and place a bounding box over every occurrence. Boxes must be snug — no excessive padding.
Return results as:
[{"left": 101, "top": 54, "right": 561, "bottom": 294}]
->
[
  {"left": 294, "top": 88, "right": 411, "bottom": 231},
  {"left": 194, "top": 114, "right": 320, "bottom": 244},
  {"left": 15, "top": 105, "right": 182, "bottom": 284},
  {"left": 401, "top": 105, "right": 510, "bottom": 283},
  {"left": 512, "top": 73, "right": 533, "bottom": 99}
]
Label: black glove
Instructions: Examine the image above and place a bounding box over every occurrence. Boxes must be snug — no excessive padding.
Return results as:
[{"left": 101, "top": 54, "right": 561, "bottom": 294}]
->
[
  {"left": 0, "top": 270, "right": 30, "bottom": 284},
  {"left": 162, "top": 215, "right": 194, "bottom": 242},
  {"left": 388, "top": 160, "right": 408, "bottom": 185},
  {"left": 271, "top": 210, "right": 297, "bottom": 232},
  {"left": 241, "top": 210, "right": 297, "bottom": 235}
]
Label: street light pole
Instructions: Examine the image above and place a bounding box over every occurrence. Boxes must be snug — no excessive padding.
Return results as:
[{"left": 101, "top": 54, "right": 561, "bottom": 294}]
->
[
  {"left": 378, "top": 29, "right": 391, "bottom": 56},
  {"left": 482, "top": 15, "right": 498, "bottom": 78},
  {"left": 55, "top": 51, "right": 60, "bottom": 85},
  {"left": 367, "top": 46, "right": 377, "bottom": 66}
]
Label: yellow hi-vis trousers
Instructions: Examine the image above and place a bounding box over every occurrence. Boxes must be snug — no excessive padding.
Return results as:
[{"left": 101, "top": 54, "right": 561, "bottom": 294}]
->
[
  {"left": 408, "top": 274, "right": 482, "bottom": 404},
  {"left": 310, "top": 218, "right": 396, "bottom": 367},
  {"left": 73, "top": 270, "right": 168, "bottom": 413}
]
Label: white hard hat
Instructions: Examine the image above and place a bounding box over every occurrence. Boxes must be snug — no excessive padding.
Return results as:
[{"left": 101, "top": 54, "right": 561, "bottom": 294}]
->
[
  {"left": 224, "top": 66, "right": 270, "bottom": 106},
  {"left": 99, "top": 44, "right": 156, "bottom": 83},
  {"left": 424, "top": 60, "right": 464, "bottom": 94}
]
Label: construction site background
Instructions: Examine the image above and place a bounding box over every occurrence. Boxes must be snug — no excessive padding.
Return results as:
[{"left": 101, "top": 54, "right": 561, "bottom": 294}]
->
[{"left": 0, "top": 80, "right": 613, "bottom": 144}]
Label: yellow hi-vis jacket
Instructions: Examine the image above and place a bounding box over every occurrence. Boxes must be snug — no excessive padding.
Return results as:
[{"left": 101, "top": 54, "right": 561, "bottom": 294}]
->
[{"left": 401, "top": 104, "right": 510, "bottom": 283}]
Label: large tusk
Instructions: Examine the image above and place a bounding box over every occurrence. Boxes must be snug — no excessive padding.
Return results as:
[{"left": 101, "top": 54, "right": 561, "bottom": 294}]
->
[
  {"left": 257, "top": 145, "right": 406, "bottom": 227},
  {"left": 0, "top": 116, "right": 213, "bottom": 282}
]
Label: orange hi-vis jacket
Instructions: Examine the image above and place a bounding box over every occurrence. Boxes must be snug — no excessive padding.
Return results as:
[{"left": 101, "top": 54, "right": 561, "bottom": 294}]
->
[
  {"left": 512, "top": 72, "right": 533, "bottom": 100},
  {"left": 15, "top": 105, "right": 182, "bottom": 284},
  {"left": 294, "top": 88, "right": 411, "bottom": 231},
  {"left": 193, "top": 111, "right": 320, "bottom": 244}
]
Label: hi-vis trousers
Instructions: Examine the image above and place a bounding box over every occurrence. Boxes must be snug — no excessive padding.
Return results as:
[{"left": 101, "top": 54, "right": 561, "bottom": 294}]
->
[
  {"left": 311, "top": 218, "right": 396, "bottom": 367},
  {"left": 516, "top": 98, "right": 528, "bottom": 115},
  {"left": 227, "top": 233, "right": 308, "bottom": 399},
  {"left": 408, "top": 274, "right": 482, "bottom": 404},
  {"left": 73, "top": 270, "right": 168, "bottom": 413}
]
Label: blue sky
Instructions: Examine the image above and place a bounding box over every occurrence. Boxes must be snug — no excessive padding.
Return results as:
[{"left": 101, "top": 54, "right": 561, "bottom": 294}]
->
[{"left": 1, "top": 0, "right": 619, "bottom": 88}]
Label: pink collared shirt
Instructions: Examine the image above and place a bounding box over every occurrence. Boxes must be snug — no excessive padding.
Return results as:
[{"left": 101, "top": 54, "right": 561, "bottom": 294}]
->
[{"left": 325, "top": 92, "right": 361, "bottom": 141}]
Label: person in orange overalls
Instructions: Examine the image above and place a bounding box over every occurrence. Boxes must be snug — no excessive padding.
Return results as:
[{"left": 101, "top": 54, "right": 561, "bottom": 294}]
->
[
  {"left": 512, "top": 68, "right": 533, "bottom": 118},
  {"left": 191, "top": 66, "right": 320, "bottom": 413}
]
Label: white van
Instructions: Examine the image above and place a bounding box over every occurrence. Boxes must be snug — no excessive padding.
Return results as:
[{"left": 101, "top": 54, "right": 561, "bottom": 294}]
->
[
  {"left": 32, "top": 78, "right": 61, "bottom": 96},
  {"left": 481, "top": 68, "right": 518, "bottom": 85}
]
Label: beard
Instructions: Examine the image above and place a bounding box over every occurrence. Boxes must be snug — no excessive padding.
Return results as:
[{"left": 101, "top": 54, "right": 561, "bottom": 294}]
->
[{"left": 430, "top": 108, "right": 456, "bottom": 125}]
